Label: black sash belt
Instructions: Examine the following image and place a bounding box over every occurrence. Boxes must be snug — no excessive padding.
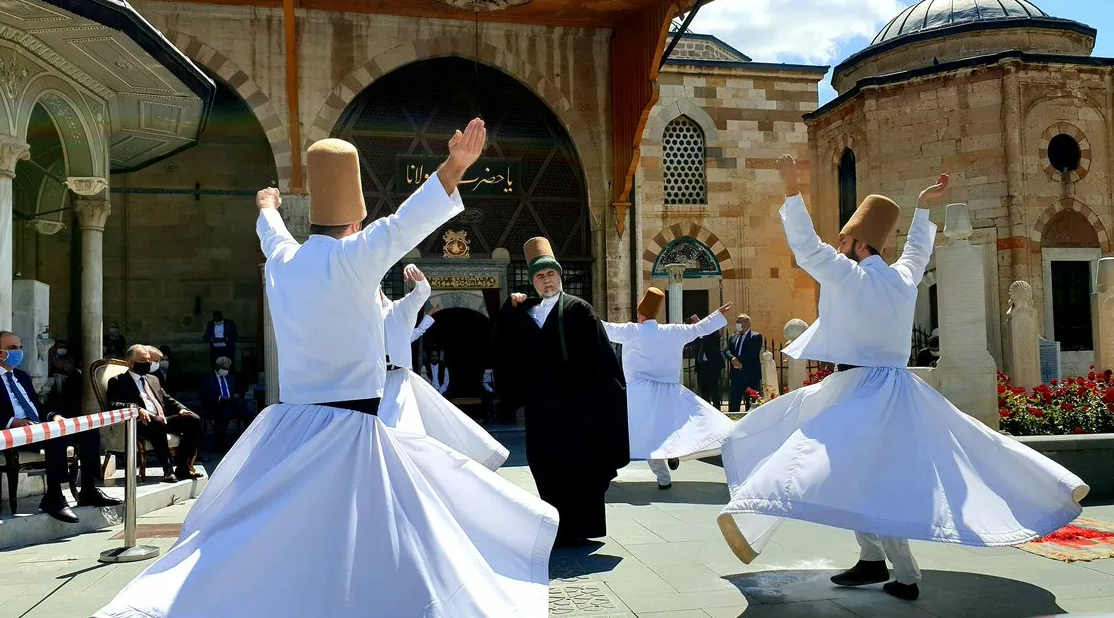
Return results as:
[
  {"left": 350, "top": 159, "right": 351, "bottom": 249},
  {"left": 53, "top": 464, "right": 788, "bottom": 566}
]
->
[
  {"left": 300, "top": 398, "right": 381, "bottom": 415},
  {"left": 835, "top": 364, "right": 861, "bottom": 372}
]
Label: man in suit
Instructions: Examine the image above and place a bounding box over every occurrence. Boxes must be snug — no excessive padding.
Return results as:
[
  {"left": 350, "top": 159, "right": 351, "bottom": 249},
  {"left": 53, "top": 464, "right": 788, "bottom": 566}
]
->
[
  {"left": 152, "top": 345, "right": 182, "bottom": 396},
  {"left": 203, "top": 311, "right": 238, "bottom": 370},
  {"left": 0, "top": 331, "right": 121, "bottom": 522},
  {"left": 725, "top": 313, "right": 763, "bottom": 411},
  {"left": 200, "top": 356, "right": 254, "bottom": 450},
  {"left": 107, "top": 344, "right": 203, "bottom": 483},
  {"left": 689, "top": 314, "right": 725, "bottom": 409}
]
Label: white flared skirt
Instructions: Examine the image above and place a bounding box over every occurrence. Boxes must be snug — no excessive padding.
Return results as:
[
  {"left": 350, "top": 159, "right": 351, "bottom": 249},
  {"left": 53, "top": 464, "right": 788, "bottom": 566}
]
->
[
  {"left": 717, "top": 367, "right": 1089, "bottom": 564},
  {"left": 627, "top": 379, "right": 734, "bottom": 461},
  {"left": 93, "top": 403, "right": 558, "bottom": 618},
  {"left": 379, "top": 368, "right": 509, "bottom": 470}
]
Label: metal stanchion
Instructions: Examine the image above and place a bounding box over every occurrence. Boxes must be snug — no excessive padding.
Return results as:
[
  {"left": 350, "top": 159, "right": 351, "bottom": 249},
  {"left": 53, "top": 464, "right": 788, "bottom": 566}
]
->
[{"left": 99, "top": 415, "right": 160, "bottom": 563}]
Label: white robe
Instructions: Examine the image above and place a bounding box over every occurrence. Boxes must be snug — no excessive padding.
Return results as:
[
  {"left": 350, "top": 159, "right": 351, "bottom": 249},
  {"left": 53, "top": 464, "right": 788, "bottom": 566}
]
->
[
  {"left": 716, "top": 194, "right": 1089, "bottom": 564},
  {"left": 603, "top": 313, "right": 734, "bottom": 461},
  {"left": 95, "top": 171, "right": 557, "bottom": 618},
  {"left": 377, "top": 280, "right": 509, "bottom": 470}
]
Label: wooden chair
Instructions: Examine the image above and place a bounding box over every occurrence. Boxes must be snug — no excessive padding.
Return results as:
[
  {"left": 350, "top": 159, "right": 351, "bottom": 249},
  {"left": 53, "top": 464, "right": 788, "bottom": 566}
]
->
[
  {"left": 0, "top": 444, "right": 79, "bottom": 515},
  {"left": 91, "top": 359, "right": 181, "bottom": 482}
]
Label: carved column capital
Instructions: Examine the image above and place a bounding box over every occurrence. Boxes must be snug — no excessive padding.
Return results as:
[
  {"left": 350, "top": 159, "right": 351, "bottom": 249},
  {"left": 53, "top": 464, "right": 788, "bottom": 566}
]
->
[
  {"left": 74, "top": 197, "right": 111, "bottom": 231},
  {"left": 663, "top": 262, "right": 687, "bottom": 284},
  {"left": 0, "top": 135, "right": 29, "bottom": 179},
  {"left": 65, "top": 177, "right": 109, "bottom": 196},
  {"left": 943, "top": 203, "right": 973, "bottom": 243}
]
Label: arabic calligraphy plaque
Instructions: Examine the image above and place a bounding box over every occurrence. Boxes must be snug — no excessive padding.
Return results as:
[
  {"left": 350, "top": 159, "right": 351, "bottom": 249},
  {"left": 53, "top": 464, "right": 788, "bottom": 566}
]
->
[
  {"left": 397, "top": 155, "right": 520, "bottom": 197},
  {"left": 429, "top": 275, "right": 500, "bottom": 289}
]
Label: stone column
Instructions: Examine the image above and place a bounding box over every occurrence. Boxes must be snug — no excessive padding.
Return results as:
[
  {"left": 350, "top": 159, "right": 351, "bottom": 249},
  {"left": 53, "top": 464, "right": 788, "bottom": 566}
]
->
[
  {"left": 783, "top": 318, "right": 809, "bottom": 392},
  {"left": 1093, "top": 257, "right": 1114, "bottom": 374},
  {"left": 934, "top": 203, "right": 998, "bottom": 428},
  {"left": 0, "top": 136, "right": 30, "bottom": 330},
  {"left": 1005, "top": 280, "right": 1041, "bottom": 388},
  {"left": 261, "top": 263, "right": 280, "bottom": 406},
  {"left": 72, "top": 185, "right": 110, "bottom": 413},
  {"left": 760, "top": 349, "right": 779, "bottom": 398},
  {"left": 664, "top": 263, "right": 686, "bottom": 323}
]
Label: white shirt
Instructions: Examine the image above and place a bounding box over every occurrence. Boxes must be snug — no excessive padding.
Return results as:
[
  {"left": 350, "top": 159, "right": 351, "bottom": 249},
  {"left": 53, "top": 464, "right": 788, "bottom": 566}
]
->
[
  {"left": 603, "top": 312, "right": 728, "bottom": 383},
  {"left": 483, "top": 369, "right": 494, "bottom": 393},
  {"left": 213, "top": 322, "right": 226, "bottom": 345},
  {"left": 529, "top": 294, "right": 560, "bottom": 328},
  {"left": 258, "top": 171, "right": 464, "bottom": 404},
  {"left": 2, "top": 367, "right": 39, "bottom": 427},
  {"left": 129, "top": 371, "right": 159, "bottom": 415},
  {"left": 383, "top": 279, "right": 431, "bottom": 369},
  {"left": 411, "top": 315, "right": 435, "bottom": 343},
  {"left": 427, "top": 363, "right": 450, "bottom": 394},
  {"left": 779, "top": 193, "right": 936, "bottom": 368}
]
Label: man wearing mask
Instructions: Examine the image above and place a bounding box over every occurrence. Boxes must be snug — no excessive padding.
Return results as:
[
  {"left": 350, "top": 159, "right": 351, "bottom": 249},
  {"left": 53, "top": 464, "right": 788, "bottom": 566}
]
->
[
  {"left": 1, "top": 331, "right": 121, "bottom": 522},
  {"left": 495, "top": 236, "right": 629, "bottom": 546},
  {"left": 203, "top": 311, "right": 238, "bottom": 369},
  {"left": 725, "top": 314, "right": 763, "bottom": 411},
  {"left": 107, "top": 345, "right": 203, "bottom": 483},
  {"left": 200, "top": 356, "right": 253, "bottom": 450}
]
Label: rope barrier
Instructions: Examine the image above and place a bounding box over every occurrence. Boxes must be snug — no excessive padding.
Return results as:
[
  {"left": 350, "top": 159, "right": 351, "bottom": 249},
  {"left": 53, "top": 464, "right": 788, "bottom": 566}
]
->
[{"left": 0, "top": 407, "right": 139, "bottom": 450}]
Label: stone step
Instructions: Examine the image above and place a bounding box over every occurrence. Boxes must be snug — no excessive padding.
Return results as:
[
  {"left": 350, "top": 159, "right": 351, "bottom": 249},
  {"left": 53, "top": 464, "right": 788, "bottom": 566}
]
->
[{"left": 0, "top": 466, "right": 208, "bottom": 551}]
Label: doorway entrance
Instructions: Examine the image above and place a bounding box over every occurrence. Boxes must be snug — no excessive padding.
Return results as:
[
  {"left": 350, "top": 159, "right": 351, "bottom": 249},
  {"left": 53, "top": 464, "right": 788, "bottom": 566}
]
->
[{"left": 421, "top": 308, "right": 491, "bottom": 417}]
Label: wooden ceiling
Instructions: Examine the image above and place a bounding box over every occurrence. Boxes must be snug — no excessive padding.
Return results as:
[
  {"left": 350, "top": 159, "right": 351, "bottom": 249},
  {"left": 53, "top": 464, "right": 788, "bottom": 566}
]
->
[{"left": 179, "top": 0, "right": 698, "bottom": 28}]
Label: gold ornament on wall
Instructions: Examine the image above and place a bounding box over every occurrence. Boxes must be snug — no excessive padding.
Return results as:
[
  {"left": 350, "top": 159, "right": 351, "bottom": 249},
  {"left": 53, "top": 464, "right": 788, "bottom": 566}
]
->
[{"left": 443, "top": 230, "right": 471, "bottom": 259}]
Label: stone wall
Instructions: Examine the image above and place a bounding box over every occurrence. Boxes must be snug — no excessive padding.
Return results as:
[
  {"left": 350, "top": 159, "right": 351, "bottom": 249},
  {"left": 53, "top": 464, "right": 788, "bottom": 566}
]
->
[{"left": 636, "top": 63, "right": 826, "bottom": 340}]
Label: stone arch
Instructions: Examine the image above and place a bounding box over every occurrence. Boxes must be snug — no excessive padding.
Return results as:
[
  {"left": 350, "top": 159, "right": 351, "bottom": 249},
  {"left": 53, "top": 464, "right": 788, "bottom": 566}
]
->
[
  {"left": 305, "top": 40, "right": 605, "bottom": 228},
  {"left": 428, "top": 290, "right": 489, "bottom": 318},
  {"left": 642, "top": 222, "right": 738, "bottom": 278},
  {"left": 827, "top": 130, "right": 866, "bottom": 168},
  {"left": 645, "top": 98, "right": 719, "bottom": 145},
  {"left": 161, "top": 29, "right": 290, "bottom": 190},
  {"left": 18, "top": 76, "right": 101, "bottom": 178},
  {"left": 1031, "top": 197, "right": 1110, "bottom": 253}
]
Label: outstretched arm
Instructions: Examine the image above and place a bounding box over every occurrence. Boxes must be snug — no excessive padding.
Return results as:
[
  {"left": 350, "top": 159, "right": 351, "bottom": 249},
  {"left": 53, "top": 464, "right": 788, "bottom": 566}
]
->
[
  {"left": 255, "top": 190, "right": 299, "bottom": 262},
  {"left": 391, "top": 265, "right": 431, "bottom": 328},
  {"left": 411, "top": 315, "right": 435, "bottom": 343},
  {"left": 776, "top": 154, "right": 858, "bottom": 287},
  {"left": 602, "top": 321, "right": 639, "bottom": 345},
  {"left": 665, "top": 304, "right": 732, "bottom": 343},
  {"left": 893, "top": 174, "right": 947, "bottom": 287}
]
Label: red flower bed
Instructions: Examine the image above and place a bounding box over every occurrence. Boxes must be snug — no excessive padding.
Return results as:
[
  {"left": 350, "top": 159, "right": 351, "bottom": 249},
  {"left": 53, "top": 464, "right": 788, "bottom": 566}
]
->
[{"left": 998, "top": 366, "right": 1114, "bottom": 436}]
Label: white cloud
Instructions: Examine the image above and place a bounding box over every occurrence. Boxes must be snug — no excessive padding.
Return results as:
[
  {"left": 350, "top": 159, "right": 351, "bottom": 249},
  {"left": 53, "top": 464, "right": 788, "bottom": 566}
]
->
[{"left": 688, "top": 0, "right": 907, "bottom": 65}]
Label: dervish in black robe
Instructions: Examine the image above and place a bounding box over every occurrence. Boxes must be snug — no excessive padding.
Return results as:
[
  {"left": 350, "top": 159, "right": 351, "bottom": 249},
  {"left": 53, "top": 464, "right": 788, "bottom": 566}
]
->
[{"left": 494, "top": 291, "right": 629, "bottom": 545}]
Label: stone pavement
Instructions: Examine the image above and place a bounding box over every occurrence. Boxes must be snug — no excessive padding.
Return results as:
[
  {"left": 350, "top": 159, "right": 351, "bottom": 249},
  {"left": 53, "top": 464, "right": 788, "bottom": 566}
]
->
[{"left": 2, "top": 453, "right": 1114, "bottom": 617}]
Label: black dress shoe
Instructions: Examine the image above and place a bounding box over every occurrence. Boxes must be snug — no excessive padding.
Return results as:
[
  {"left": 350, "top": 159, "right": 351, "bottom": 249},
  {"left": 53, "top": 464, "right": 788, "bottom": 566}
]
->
[
  {"left": 667, "top": 458, "right": 680, "bottom": 470},
  {"left": 41, "top": 502, "right": 79, "bottom": 524},
  {"left": 77, "top": 489, "right": 123, "bottom": 508},
  {"left": 883, "top": 581, "right": 920, "bottom": 601},
  {"left": 830, "top": 560, "right": 889, "bottom": 586},
  {"left": 161, "top": 471, "right": 178, "bottom": 483},
  {"left": 175, "top": 468, "right": 203, "bottom": 480}
]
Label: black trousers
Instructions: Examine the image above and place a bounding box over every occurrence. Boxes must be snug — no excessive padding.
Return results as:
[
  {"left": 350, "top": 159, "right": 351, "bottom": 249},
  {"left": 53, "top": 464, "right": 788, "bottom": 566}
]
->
[
  {"left": 205, "top": 398, "right": 255, "bottom": 449},
  {"left": 695, "top": 366, "right": 722, "bottom": 409},
  {"left": 138, "top": 414, "right": 201, "bottom": 472},
  {"left": 35, "top": 427, "right": 101, "bottom": 504},
  {"left": 728, "top": 372, "right": 761, "bottom": 412}
]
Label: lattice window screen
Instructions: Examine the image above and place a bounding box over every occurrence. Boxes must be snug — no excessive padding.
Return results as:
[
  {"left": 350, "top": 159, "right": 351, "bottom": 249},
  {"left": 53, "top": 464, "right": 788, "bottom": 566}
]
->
[{"left": 663, "top": 116, "right": 708, "bottom": 205}]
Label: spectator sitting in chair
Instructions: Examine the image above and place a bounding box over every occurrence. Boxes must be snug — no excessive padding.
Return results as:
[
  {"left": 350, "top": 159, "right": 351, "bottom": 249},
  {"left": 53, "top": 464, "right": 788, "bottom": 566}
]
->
[
  {"left": 200, "top": 356, "right": 254, "bottom": 450},
  {"left": 0, "top": 331, "right": 121, "bottom": 523},
  {"left": 107, "top": 344, "right": 203, "bottom": 483}
]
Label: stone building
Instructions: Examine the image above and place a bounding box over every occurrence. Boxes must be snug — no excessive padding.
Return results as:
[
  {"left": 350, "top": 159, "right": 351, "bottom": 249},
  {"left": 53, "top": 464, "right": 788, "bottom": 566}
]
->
[{"left": 806, "top": 0, "right": 1114, "bottom": 376}]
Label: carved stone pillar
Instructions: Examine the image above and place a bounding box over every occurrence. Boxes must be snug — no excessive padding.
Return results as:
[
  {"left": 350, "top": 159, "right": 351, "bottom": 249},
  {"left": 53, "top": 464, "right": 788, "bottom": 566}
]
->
[
  {"left": 261, "top": 263, "right": 280, "bottom": 406},
  {"left": 1092, "top": 257, "right": 1114, "bottom": 374},
  {"left": 935, "top": 204, "right": 998, "bottom": 428},
  {"left": 73, "top": 188, "right": 110, "bottom": 413},
  {"left": 783, "top": 318, "right": 809, "bottom": 392},
  {"left": 760, "top": 349, "right": 779, "bottom": 399},
  {"left": 664, "top": 263, "right": 686, "bottom": 324},
  {"left": 0, "top": 135, "right": 30, "bottom": 330},
  {"left": 1005, "top": 280, "right": 1041, "bottom": 389}
]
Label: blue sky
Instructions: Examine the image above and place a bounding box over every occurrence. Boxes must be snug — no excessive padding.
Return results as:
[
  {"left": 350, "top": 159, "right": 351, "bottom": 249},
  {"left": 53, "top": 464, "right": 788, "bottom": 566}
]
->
[{"left": 690, "top": 0, "right": 1114, "bottom": 104}]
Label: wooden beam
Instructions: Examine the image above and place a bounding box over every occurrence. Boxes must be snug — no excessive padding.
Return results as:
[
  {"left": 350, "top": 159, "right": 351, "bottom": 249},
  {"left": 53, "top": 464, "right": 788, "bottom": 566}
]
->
[{"left": 284, "top": 0, "right": 305, "bottom": 194}]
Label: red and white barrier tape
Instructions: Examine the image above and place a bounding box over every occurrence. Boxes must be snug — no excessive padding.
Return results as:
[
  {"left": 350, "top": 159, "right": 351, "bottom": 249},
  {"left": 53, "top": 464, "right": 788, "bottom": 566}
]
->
[{"left": 0, "top": 407, "right": 139, "bottom": 450}]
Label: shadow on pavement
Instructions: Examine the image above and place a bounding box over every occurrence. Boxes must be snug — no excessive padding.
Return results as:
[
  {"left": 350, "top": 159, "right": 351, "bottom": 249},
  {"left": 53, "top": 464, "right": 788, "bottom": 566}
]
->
[
  {"left": 549, "top": 543, "right": 624, "bottom": 580},
  {"left": 607, "top": 481, "right": 729, "bottom": 506},
  {"left": 722, "top": 568, "right": 1066, "bottom": 617}
]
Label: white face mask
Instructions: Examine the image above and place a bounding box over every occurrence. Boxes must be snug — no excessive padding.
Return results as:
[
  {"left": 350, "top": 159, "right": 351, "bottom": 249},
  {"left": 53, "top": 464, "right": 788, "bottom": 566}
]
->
[
  {"left": 735, "top": 324, "right": 744, "bottom": 333},
  {"left": 56, "top": 349, "right": 67, "bottom": 357},
  {"left": 149, "top": 362, "right": 161, "bottom": 373},
  {"left": 159, "top": 360, "right": 169, "bottom": 369},
  {"left": 217, "top": 369, "right": 229, "bottom": 377}
]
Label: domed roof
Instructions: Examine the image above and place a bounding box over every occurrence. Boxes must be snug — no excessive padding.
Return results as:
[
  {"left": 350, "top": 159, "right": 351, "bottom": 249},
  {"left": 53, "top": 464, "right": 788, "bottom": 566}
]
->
[{"left": 872, "top": 0, "right": 1049, "bottom": 46}]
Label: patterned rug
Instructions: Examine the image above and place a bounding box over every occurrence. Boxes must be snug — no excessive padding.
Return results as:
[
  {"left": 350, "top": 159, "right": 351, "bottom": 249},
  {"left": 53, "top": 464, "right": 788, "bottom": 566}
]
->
[{"left": 1017, "top": 518, "right": 1114, "bottom": 562}]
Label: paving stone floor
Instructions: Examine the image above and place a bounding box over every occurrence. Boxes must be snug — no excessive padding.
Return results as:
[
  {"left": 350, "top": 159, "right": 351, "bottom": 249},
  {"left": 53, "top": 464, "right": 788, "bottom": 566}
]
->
[{"left": 2, "top": 446, "right": 1113, "bottom": 617}]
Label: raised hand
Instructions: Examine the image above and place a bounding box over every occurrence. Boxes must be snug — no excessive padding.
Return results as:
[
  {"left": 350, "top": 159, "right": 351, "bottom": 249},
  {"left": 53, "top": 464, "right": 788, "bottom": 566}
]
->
[
  {"left": 917, "top": 174, "right": 949, "bottom": 207},
  {"left": 403, "top": 264, "right": 426, "bottom": 282},
  {"left": 776, "top": 154, "right": 800, "bottom": 197},
  {"left": 510, "top": 293, "right": 527, "bottom": 307},
  {"left": 256, "top": 187, "right": 281, "bottom": 210},
  {"left": 718, "top": 302, "right": 734, "bottom": 316},
  {"left": 440, "top": 118, "right": 487, "bottom": 195}
]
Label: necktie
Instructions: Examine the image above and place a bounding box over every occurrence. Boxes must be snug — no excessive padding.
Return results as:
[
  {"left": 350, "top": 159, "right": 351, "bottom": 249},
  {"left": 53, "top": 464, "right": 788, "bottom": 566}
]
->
[
  {"left": 219, "top": 375, "right": 230, "bottom": 398},
  {"left": 142, "top": 377, "right": 164, "bottom": 416},
  {"left": 5, "top": 373, "right": 39, "bottom": 422},
  {"left": 736, "top": 334, "right": 744, "bottom": 358}
]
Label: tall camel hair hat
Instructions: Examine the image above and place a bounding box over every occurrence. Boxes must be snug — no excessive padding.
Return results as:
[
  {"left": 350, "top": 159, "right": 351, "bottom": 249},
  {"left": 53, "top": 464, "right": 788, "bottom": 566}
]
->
[
  {"left": 839, "top": 194, "right": 900, "bottom": 252},
  {"left": 306, "top": 138, "right": 367, "bottom": 226},
  {"left": 524, "top": 237, "right": 563, "bottom": 278},
  {"left": 637, "top": 287, "right": 665, "bottom": 320}
]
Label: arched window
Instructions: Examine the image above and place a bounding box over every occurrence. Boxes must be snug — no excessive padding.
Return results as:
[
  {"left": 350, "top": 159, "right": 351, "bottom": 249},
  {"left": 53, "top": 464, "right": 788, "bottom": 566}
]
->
[
  {"left": 651, "top": 237, "right": 721, "bottom": 278},
  {"left": 838, "top": 148, "right": 857, "bottom": 227},
  {"left": 663, "top": 116, "right": 707, "bottom": 205}
]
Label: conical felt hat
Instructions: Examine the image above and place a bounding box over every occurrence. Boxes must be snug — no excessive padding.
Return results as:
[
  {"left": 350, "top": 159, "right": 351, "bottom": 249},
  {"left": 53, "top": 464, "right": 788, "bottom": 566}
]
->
[
  {"left": 638, "top": 287, "right": 665, "bottom": 319},
  {"left": 307, "top": 138, "right": 367, "bottom": 226},
  {"left": 839, "top": 194, "right": 899, "bottom": 251},
  {"left": 524, "top": 237, "right": 562, "bottom": 277}
]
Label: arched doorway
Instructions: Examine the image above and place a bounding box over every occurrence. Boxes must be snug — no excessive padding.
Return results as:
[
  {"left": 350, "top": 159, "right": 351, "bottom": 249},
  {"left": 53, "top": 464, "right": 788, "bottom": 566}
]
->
[
  {"left": 422, "top": 307, "right": 491, "bottom": 406},
  {"left": 331, "top": 56, "right": 594, "bottom": 302}
]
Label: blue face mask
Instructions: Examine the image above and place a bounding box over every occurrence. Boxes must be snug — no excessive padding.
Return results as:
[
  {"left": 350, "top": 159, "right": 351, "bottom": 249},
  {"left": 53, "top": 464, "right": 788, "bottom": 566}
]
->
[{"left": 4, "top": 349, "right": 24, "bottom": 367}]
